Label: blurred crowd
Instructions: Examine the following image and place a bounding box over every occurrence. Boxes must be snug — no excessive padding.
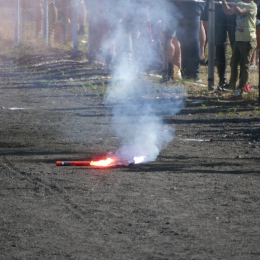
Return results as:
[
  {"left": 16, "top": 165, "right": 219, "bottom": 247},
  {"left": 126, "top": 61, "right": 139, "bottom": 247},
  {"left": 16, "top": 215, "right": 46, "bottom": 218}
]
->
[{"left": 1, "top": 0, "right": 259, "bottom": 89}]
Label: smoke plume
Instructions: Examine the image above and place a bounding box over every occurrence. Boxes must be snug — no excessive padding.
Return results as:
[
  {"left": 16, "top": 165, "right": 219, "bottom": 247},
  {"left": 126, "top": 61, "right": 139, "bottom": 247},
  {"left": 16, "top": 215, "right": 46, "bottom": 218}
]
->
[{"left": 100, "top": 0, "right": 186, "bottom": 163}]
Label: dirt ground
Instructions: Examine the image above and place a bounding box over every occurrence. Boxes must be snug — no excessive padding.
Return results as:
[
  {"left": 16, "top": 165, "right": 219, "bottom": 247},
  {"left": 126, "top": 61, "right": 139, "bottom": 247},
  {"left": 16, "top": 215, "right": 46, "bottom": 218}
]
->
[{"left": 1, "top": 51, "right": 260, "bottom": 260}]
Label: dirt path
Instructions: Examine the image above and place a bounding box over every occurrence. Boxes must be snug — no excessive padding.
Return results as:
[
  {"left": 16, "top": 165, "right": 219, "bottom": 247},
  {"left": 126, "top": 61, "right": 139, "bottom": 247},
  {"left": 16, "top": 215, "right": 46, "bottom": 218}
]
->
[{"left": 1, "top": 53, "right": 260, "bottom": 259}]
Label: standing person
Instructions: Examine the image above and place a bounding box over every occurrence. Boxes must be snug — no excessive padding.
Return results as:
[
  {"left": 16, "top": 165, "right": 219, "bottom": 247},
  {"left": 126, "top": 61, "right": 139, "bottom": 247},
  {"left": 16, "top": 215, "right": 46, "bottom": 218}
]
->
[
  {"left": 215, "top": 1, "right": 237, "bottom": 88},
  {"left": 222, "top": 0, "right": 257, "bottom": 98},
  {"left": 175, "top": 0, "right": 206, "bottom": 82},
  {"left": 84, "top": 0, "right": 107, "bottom": 61},
  {"left": 21, "top": 0, "right": 43, "bottom": 38},
  {"left": 202, "top": 0, "right": 237, "bottom": 87}
]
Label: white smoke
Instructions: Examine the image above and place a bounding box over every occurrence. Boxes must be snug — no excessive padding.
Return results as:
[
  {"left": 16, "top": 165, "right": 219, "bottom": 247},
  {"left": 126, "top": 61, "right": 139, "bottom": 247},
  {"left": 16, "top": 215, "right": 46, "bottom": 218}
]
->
[{"left": 100, "top": 0, "right": 186, "bottom": 163}]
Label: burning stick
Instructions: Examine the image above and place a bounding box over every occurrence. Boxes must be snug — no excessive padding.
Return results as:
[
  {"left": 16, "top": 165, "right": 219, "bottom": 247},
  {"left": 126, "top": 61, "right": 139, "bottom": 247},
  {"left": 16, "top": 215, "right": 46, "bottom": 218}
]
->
[
  {"left": 56, "top": 157, "right": 133, "bottom": 167},
  {"left": 56, "top": 156, "right": 146, "bottom": 168}
]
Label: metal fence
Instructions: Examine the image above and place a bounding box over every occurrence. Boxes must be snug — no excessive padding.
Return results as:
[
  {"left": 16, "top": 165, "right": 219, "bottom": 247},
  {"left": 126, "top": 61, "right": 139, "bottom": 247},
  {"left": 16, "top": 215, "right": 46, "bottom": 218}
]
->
[
  {"left": 0, "top": 0, "right": 259, "bottom": 99},
  {"left": 0, "top": 0, "right": 85, "bottom": 47}
]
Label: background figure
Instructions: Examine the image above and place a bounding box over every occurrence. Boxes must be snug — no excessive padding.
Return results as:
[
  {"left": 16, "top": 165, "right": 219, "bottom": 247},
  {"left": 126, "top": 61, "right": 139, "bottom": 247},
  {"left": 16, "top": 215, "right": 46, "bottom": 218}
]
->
[
  {"left": 55, "top": 0, "right": 85, "bottom": 43},
  {"left": 21, "top": 0, "right": 43, "bottom": 38},
  {"left": 77, "top": 0, "right": 87, "bottom": 35},
  {"left": 250, "top": 0, "right": 260, "bottom": 69},
  {"left": 176, "top": 0, "right": 206, "bottom": 82},
  {"left": 215, "top": 2, "right": 236, "bottom": 86},
  {"left": 48, "top": 1, "right": 58, "bottom": 44},
  {"left": 84, "top": 0, "right": 108, "bottom": 61}
]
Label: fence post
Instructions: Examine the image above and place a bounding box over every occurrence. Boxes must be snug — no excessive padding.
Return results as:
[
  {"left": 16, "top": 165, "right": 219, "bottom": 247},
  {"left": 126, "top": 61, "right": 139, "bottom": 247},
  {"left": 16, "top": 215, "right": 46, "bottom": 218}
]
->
[
  {"left": 73, "top": 0, "right": 78, "bottom": 54},
  {"left": 14, "top": 0, "right": 20, "bottom": 44},
  {"left": 208, "top": 0, "right": 215, "bottom": 90},
  {"left": 259, "top": 50, "right": 260, "bottom": 103},
  {"left": 43, "top": 0, "right": 49, "bottom": 46}
]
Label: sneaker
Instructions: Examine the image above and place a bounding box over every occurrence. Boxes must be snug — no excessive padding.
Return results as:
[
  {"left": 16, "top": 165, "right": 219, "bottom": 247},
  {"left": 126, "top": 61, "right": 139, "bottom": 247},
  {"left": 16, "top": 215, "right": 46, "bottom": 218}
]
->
[
  {"left": 249, "top": 64, "right": 257, "bottom": 70},
  {"left": 194, "top": 77, "right": 202, "bottom": 83},
  {"left": 234, "top": 89, "right": 242, "bottom": 96},
  {"left": 232, "top": 89, "right": 244, "bottom": 100},
  {"left": 218, "top": 83, "right": 235, "bottom": 92},
  {"left": 224, "top": 83, "right": 235, "bottom": 90}
]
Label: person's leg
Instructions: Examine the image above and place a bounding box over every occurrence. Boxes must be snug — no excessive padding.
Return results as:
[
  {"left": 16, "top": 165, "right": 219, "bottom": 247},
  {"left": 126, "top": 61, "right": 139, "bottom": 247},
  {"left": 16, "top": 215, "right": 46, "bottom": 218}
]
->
[
  {"left": 78, "top": 1, "right": 87, "bottom": 35},
  {"left": 250, "top": 49, "right": 257, "bottom": 68},
  {"left": 168, "top": 38, "right": 175, "bottom": 64},
  {"left": 227, "top": 13, "right": 236, "bottom": 48},
  {"left": 172, "top": 37, "right": 181, "bottom": 70},
  {"left": 177, "top": 3, "right": 200, "bottom": 79},
  {"left": 167, "top": 37, "right": 181, "bottom": 79},
  {"left": 215, "top": 5, "right": 228, "bottom": 86},
  {"left": 229, "top": 42, "right": 241, "bottom": 88},
  {"left": 238, "top": 40, "right": 256, "bottom": 89},
  {"left": 168, "top": 38, "right": 175, "bottom": 79},
  {"left": 257, "top": 26, "right": 260, "bottom": 49},
  {"left": 33, "top": 0, "right": 43, "bottom": 38},
  {"left": 48, "top": 3, "right": 58, "bottom": 43},
  {"left": 199, "top": 21, "right": 207, "bottom": 63}
]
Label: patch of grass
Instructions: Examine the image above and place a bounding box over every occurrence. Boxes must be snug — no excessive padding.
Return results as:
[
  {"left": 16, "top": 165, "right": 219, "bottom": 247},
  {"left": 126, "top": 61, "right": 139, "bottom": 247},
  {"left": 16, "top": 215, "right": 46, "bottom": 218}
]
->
[
  {"left": 97, "top": 82, "right": 107, "bottom": 96},
  {"left": 253, "top": 108, "right": 260, "bottom": 115},
  {"left": 85, "top": 82, "right": 97, "bottom": 90},
  {"left": 80, "top": 83, "right": 87, "bottom": 92},
  {"left": 201, "top": 103, "right": 207, "bottom": 109}
]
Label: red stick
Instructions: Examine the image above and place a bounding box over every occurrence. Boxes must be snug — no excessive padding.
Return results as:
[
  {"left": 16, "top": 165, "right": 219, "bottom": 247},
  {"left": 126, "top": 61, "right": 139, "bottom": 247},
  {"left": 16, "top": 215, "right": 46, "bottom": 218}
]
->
[{"left": 56, "top": 161, "right": 90, "bottom": 166}]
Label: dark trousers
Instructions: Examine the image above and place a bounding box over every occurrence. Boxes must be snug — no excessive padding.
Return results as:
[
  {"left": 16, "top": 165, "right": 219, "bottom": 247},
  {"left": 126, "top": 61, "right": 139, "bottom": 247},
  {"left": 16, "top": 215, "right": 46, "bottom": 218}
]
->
[
  {"left": 230, "top": 40, "right": 256, "bottom": 89},
  {"left": 215, "top": 4, "right": 236, "bottom": 85},
  {"left": 176, "top": 2, "right": 204, "bottom": 79}
]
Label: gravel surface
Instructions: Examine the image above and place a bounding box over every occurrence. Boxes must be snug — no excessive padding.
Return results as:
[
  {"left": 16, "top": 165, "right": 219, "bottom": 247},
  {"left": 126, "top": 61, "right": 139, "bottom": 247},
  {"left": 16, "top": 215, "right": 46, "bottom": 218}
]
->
[{"left": 1, "top": 52, "right": 260, "bottom": 260}]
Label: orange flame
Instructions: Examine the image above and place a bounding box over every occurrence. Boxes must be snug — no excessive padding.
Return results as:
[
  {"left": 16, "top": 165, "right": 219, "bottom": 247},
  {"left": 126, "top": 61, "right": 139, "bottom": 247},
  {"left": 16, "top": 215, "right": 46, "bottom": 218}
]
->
[{"left": 90, "top": 157, "right": 115, "bottom": 167}]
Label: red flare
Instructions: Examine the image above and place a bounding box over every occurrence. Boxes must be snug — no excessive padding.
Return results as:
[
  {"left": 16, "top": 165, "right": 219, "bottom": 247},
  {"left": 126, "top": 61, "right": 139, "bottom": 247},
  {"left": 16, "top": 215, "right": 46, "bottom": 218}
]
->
[
  {"left": 56, "top": 157, "right": 133, "bottom": 167},
  {"left": 56, "top": 161, "right": 90, "bottom": 166}
]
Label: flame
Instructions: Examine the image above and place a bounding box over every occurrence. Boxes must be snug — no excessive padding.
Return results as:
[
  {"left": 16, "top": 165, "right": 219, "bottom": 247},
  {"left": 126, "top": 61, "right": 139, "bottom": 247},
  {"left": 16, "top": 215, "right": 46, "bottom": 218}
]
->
[
  {"left": 133, "top": 156, "right": 146, "bottom": 164},
  {"left": 90, "top": 157, "right": 115, "bottom": 167}
]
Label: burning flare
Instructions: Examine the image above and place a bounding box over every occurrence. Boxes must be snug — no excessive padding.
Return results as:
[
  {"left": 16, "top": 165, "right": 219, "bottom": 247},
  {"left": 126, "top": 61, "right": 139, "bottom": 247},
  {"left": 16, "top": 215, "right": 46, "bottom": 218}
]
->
[
  {"left": 56, "top": 155, "right": 146, "bottom": 168},
  {"left": 90, "top": 157, "right": 115, "bottom": 167}
]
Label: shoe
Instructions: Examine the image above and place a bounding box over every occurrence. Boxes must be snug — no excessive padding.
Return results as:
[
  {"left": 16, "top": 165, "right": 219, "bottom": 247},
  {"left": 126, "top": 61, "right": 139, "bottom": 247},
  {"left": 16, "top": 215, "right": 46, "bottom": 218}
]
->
[
  {"left": 224, "top": 83, "right": 235, "bottom": 90},
  {"left": 194, "top": 77, "right": 202, "bottom": 83},
  {"left": 218, "top": 83, "right": 234, "bottom": 92},
  {"left": 200, "top": 59, "right": 208, "bottom": 66},
  {"left": 234, "top": 89, "right": 242, "bottom": 96},
  {"left": 249, "top": 64, "right": 257, "bottom": 70},
  {"left": 231, "top": 89, "right": 243, "bottom": 100}
]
